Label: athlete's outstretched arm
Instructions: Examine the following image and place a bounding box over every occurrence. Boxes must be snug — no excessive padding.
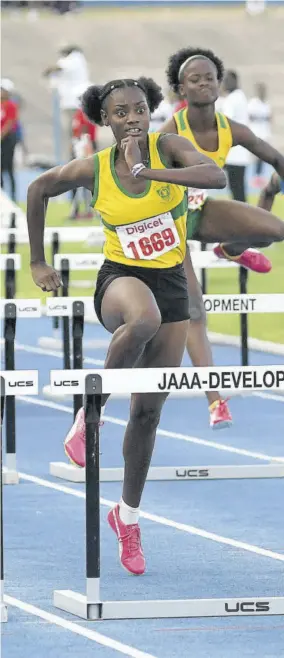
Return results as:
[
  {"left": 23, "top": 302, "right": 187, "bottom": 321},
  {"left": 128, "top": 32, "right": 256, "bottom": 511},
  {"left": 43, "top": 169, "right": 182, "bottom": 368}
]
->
[
  {"left": 257, "top": 173, "right": 281, "bottom": 212},
  {"left": 27, "top": 157, "right": 94, "bottom": 291},
  {"left": 27, "top": 158, "right": 94, "bottom": 264},
  {"left": 138, "top": 134, "right": 226, "bottom": 189},
  {"left": 230, "top": 120, "right": 284, "bottom": 179}
]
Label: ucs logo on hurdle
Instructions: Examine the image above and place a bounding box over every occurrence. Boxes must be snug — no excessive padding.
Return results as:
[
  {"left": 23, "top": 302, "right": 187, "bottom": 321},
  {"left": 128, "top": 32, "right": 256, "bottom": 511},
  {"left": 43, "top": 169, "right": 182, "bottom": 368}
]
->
[
  {"left": 175, "top": 469, "right": 209, "bottom": 478},
  {"left": 0, "top": 370, "right": 38, "bottom": 395},
  {"left": 224, "top": 601, "right": 270, "bottom": 613}
]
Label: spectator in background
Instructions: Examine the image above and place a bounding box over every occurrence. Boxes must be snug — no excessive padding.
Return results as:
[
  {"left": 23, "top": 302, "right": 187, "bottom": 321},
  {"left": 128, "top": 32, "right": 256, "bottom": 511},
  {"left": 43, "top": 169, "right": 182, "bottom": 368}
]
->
[
  {"left": 248, "top": 83, "right": 272, "bottom": 186},
  {"left": 1, "top": 79, "right": 18, "bottom": 201},
  {"left": 149, "top": 92, "right": 173, "bottom": 132},
  {"left": 216, "top": 70, "right": 250, "bottom": 202},
  {"left": 8, "top": 81, "right": 28, "bottom": 168},
  {"left": 43, "top": 44, "right": 89, "bottom": 159},
  {"left": 69, "top": 84, "right": 97, "bottom": 219}
]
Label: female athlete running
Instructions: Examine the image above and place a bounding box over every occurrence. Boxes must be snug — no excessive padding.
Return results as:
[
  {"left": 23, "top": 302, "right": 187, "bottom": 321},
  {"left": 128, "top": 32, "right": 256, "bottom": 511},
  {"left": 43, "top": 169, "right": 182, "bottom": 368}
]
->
[
  {"left": 27, "top": 77, "right": 226, "bottom": 576},
  {"left": 162, "top": 47, "right": 284, "bottom": 427}
]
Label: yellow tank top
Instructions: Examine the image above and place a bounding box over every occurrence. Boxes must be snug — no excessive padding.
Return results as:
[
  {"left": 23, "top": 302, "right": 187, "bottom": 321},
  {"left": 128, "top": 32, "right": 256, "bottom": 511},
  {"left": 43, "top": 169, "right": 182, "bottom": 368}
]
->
[
  {"left": 91, "top": 132, "right": 188, "bottom": 268},
  {"left": 173, "top": 108, "right": 232, "bottom": 168}
]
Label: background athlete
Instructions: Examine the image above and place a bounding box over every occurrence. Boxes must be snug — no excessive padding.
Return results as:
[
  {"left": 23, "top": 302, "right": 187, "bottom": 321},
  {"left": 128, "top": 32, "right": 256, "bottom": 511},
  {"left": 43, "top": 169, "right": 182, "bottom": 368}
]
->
[
  {"left": 161, "top": 47, "right": 284, "bottom": 428},
  {"left": 26, "top": 77, "right": 225, "bottom": 577}
]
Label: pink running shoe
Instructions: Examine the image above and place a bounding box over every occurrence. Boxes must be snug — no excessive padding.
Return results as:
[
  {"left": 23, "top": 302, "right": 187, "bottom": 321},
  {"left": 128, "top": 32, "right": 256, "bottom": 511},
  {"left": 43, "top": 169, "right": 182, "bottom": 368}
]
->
[
  {"left": 64, "top": 406, "right": 105, "bottom": 468},
  {"left": 209, "top": 399, "right": 233, "bottom": 430},
  {"left": 214, "top": 244, "right": 272, "bottom": 274},
  {"left": 108, "top": 504, "right": 146, "bottom": 576},
  {"left": 64, "top": 407, "right": 86, "bottom": 467}
]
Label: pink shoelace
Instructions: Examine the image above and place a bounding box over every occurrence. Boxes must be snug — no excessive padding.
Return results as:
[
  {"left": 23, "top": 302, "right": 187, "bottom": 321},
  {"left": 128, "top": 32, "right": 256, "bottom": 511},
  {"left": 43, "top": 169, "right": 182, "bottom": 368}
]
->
[{"left": 120, "top": 525, "right": 141, "bottom": 554}]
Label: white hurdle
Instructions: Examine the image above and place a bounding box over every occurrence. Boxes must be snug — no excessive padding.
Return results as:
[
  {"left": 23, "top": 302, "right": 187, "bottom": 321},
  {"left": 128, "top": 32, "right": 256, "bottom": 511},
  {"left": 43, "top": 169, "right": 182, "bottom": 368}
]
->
[
  {"left": 51, "top": 369, "right": 284, "bottom": 620},
  {"left": 38, "top": 252, "right": 108, "bottom": 351},
  {"left": 0, "top": 225, "right": 105, "bottom": 247},
  {"left": 47, "top": 296, "right": 284, "bottom": 483}
]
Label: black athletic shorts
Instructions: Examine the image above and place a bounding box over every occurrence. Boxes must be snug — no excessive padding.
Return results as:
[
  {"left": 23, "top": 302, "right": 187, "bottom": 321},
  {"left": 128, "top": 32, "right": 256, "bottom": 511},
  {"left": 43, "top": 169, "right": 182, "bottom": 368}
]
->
[{"left": 94, "top": 259, "right": 190, "bottom": 326}]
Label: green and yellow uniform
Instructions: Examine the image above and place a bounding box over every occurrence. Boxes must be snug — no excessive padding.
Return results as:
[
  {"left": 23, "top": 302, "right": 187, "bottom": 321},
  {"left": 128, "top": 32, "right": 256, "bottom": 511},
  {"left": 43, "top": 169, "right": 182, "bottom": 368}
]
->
[
  {"left": 91, "top": 132, "right": 188, "bottom": 268},
  {"left": 173, "top": 108, "right": 233, "bottom": 238}
]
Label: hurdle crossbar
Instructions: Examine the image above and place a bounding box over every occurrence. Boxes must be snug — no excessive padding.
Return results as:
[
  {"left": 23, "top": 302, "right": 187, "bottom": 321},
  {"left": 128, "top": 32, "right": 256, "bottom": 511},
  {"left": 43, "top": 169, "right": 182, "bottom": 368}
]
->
[
  {"left": 39, "top": 292, "right": 284, "bottom": 353},
  {"left": 53, "top": 373, "right": 284, "bottom": 620},
  {"left": 50, "top": 365, "right": 284, "bottom": 395}
]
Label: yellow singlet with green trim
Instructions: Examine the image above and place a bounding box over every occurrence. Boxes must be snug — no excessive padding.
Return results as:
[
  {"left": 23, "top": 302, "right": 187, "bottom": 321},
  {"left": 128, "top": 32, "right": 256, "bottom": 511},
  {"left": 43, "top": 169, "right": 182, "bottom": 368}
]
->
[
  {"left": 173, "top": 108, "right": 233, "bottom": 238},
  {"left": 173, "top": 108, "right": 232, "bottom": 170},
  {"left": 91, "top": 132, "right": 188, "bottom": 268}
]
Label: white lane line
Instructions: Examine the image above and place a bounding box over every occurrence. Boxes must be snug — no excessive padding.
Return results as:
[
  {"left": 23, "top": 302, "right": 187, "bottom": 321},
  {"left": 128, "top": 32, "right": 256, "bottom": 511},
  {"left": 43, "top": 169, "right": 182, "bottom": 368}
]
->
[
  {"left": 9, "top": 340, "right": 104, "bottom": 366},
  {"left": 18, "top": 395, "right": 284, "bottom": 464},
  {"left": 253, "top": 392, "right": 284, "bottom": 403},
  {"left": 5, "top": 595, "right": 157, "bottom": 658},
  {"left": 19, "top": 472, "right": 284, "bottom": 563}
]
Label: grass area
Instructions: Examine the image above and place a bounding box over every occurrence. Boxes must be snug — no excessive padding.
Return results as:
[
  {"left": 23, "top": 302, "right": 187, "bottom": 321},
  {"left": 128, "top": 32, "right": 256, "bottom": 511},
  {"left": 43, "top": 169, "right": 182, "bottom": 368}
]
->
[{"left": 2, "top": 197, "right": 284, "bottom": 343}]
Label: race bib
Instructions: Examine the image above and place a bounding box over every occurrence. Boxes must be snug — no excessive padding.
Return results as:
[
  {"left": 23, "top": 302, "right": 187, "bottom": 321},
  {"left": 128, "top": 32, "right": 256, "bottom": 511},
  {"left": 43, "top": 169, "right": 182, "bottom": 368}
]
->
[
  {"left": 187, "top": 187, "right": 208, "bottom": 211},
  {"left": 116, "top": 212, "right": 180, "bottom": 261}
]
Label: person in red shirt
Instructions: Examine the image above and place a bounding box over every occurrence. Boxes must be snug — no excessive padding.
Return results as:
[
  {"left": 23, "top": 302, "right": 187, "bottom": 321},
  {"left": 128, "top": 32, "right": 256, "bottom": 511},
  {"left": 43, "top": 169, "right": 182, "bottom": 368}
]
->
[
  {"left": 1, "top": 79, "right": 18, "bottom": 201},
  {"left": 69, "top": 104, "right": 97, "bottom": 219},
  {"left": 72, "top": 106, "right": 97, "bottom": 150}
]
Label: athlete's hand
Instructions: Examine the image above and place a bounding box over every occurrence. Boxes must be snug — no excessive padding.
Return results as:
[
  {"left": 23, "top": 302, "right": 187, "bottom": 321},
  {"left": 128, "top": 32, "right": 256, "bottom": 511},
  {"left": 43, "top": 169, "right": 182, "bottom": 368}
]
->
[
  {"left": 121, "top": 136, "right": 142, "bottom": 172},
  {"left": 31, "top": 261, "right": 62, "bottom": 292}
]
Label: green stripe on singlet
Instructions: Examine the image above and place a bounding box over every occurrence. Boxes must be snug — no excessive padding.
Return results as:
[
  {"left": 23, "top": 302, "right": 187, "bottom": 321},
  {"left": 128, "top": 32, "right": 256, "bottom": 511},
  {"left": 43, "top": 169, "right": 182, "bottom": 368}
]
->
[
  {"left": 217, "top": 112, "right": 227, "bottom": 129},
  {"left": 178, "top": 109, "right": 187, "bottom": 132}
]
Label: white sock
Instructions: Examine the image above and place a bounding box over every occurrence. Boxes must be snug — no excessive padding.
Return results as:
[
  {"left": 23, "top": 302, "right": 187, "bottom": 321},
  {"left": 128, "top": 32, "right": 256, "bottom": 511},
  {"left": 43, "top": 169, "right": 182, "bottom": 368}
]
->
[{"left": 119, "top": 498, "right": 140, "bottom": 526}]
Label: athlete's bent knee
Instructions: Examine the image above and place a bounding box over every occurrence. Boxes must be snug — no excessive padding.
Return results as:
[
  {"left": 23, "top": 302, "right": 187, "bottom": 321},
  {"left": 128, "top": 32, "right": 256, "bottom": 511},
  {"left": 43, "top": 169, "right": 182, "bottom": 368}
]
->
[{"left": 127, "top": 312, "right": 161, "bottom": 344}]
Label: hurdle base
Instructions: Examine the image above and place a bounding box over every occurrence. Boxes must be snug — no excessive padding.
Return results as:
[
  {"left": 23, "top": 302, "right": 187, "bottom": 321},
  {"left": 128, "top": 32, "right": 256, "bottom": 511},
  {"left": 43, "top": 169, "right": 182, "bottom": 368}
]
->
[
  {"left": 0, "top": 602, "right": 8, "bottom": 623},
  {"left": 49, "top": 461, "right": 284, "bottom": 483},
  {"left": 54, "top": 590, "right": 284, "bottom": 620},
  {"left": 50, "top": 461, "right": 86, "bottom": 483},
  {"left": 3, "top": 466, "right": 19, "bottom": 485},
  {"left": 54, "top": 590, "right": 101, "bottom": 620}
]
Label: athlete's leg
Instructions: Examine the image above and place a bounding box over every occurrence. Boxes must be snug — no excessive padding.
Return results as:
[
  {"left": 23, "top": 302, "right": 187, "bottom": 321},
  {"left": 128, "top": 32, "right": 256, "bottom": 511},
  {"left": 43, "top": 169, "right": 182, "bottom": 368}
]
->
[
  {"left": 100, "top": 277, "right": 161, "bottom": 400},
  {"left": 64, "top": 276, "right": 162, "bottom": 466},
  {"left": 183, "top": 248, "right": 232, "bottom": 428},
  {"left": 196, "top": 198, "right": 284, "bottom": 254},
  {"left": 184, "top": 248, "right": 218, "bottom": 405},
  {"left": 107, "top": 318, "right": 188, "bottom": 574},
  {"left": 121, "top": 319, "right": 188, "bottom": 508},
  {"left": 226, "top": 164, "right": 247, "bottom": 203}
]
